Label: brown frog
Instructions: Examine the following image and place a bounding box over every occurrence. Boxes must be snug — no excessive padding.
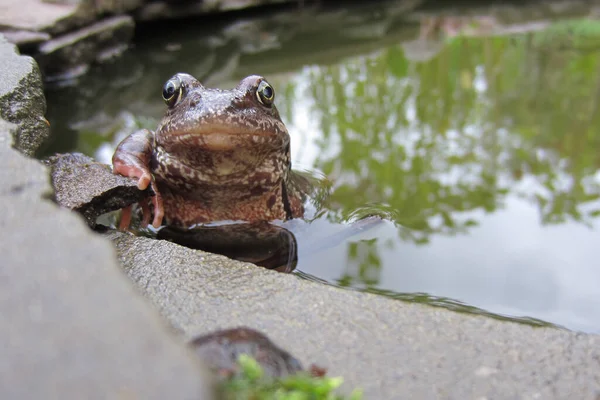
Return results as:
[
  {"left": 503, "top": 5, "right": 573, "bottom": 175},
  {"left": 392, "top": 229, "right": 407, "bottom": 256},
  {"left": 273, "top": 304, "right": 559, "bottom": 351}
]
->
[{"left": 112, "top": 73, "right": 308, "bottom": 229}]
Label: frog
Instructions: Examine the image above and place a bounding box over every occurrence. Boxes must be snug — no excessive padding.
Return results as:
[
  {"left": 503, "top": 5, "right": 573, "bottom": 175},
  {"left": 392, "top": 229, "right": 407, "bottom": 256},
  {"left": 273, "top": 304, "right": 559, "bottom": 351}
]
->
[{"left": 112, "top": 73, "right": 308, "bottom": 229}]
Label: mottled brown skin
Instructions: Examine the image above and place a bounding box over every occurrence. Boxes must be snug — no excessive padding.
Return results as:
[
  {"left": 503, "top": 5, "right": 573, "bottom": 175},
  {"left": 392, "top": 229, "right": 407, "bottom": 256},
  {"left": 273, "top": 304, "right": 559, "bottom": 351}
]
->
[{"left": 112, "top": 73, "right": 305, "bottom": 228}]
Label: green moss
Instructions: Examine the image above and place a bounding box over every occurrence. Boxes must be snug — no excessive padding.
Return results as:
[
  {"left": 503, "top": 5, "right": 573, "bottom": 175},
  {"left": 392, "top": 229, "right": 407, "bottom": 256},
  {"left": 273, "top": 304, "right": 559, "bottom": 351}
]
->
[{"left": 219, "top": 355, "right": 363, "bottom": 400}]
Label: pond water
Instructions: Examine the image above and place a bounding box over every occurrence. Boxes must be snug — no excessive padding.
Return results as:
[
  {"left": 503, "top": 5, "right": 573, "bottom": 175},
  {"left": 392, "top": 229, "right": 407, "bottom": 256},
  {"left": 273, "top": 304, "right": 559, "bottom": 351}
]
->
[{"left": 43, "top": 1, "right": 600, "bottom": 333}]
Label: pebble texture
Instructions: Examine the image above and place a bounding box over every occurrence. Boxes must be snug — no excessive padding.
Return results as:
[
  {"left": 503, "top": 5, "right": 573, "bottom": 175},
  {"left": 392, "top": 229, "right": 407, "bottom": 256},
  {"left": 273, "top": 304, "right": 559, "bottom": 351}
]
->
[{"left": 110, "top": 231, "right": 600, "bottom": 399}]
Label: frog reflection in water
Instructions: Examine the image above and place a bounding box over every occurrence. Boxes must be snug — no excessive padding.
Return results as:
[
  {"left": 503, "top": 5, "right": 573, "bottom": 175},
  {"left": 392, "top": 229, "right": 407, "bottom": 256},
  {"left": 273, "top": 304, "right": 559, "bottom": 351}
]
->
[{"left": 112, "top": 73, "right": 309, "bottom": 228}]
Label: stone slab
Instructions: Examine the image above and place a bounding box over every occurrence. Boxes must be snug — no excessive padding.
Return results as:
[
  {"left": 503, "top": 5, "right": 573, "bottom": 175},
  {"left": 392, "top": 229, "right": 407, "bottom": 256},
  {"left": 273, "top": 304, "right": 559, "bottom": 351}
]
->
[
  {"left": 109, "top": 231, "right": 600, "bottom": 399},
  {"left": 0, "top": 35, "right": 214, "bottom": 400}
]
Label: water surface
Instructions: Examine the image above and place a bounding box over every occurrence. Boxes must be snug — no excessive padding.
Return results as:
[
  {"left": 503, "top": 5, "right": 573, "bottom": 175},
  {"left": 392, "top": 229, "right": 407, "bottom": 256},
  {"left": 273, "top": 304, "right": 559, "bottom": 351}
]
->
[{"left": 44, "top": 1, "right": 600, "bottom": 332}]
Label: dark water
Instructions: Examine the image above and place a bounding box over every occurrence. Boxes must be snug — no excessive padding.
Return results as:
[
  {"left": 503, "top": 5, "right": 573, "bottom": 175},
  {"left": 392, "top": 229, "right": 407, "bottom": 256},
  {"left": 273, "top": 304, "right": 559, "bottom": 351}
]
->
[{"left": 44, "top": 1, "right": 600, "bottom": 333}]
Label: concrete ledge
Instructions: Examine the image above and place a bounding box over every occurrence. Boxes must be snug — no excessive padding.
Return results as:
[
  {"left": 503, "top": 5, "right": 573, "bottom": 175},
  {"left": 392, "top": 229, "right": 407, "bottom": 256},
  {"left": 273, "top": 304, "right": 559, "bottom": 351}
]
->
[
  {"left": 0, "top": 35, "right": 214, "bottom": 400},
  {"left": 110, "top": 231, "right": 600, "bottom": 399}
]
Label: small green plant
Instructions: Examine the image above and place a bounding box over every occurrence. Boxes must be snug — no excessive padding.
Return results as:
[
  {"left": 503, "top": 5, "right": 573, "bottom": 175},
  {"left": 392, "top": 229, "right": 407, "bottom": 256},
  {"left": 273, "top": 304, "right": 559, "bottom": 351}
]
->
[{"left": 219, "top": 354, "right": 363, "bottom": 400}]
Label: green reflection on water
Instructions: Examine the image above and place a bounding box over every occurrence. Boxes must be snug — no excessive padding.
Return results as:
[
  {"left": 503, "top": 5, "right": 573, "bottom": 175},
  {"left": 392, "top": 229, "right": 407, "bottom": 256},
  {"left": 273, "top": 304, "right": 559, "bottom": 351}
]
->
[
  {"left": 277, "top": 18, "right": 600, "bottom": 331},
  {"left": 280, "top": 21, "right": 600, "bottom": 240}
]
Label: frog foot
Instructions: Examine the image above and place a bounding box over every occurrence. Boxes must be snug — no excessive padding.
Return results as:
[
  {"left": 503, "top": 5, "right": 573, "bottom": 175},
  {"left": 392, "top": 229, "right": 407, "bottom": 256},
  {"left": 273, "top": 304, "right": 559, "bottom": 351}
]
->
[{"left": 112, "top": 162, "right": 164, "bottom": 229}]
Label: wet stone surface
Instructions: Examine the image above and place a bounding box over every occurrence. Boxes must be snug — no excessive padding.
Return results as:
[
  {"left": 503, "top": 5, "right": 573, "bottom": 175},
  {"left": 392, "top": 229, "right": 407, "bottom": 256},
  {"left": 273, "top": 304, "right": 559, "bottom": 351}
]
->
[{"left": 45, "top": 152, "right": 149, "bottom": 227}]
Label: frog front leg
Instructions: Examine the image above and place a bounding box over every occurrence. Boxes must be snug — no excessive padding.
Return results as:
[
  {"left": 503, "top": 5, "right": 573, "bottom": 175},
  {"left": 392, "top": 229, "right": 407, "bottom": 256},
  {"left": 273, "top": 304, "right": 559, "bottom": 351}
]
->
[{"left": 112, "top": 129, "right": 164, "bottom": 229}]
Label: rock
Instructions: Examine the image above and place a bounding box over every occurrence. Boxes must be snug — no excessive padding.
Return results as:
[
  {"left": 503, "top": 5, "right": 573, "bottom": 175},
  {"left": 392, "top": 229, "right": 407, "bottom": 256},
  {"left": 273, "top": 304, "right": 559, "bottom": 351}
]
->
[
  {"left": 0, "top": 35, "right": 50, "bottom": 156},
  {"left": 44, "top": 0, "right": 144, "bottom": 15},
  {"left": 0, "top": 29, "right": 52, "bottom": 47},
  {"left": 135, "top": 0, "right": 292, "bottom": 21},
  {"left": 0, "top": 35, "right": 214, "bottom": 400},
  {"left": 0, "top": 0, "right": 142, "bottom": 37},
  {"left": 37, "top": 15, "right": 135, "bottom": 81},
  {"left": 44, "top": 152, "right": 149, "bottom": 227},
  {"left": 190, "top": 327, "right": 305, "bottom": 379},
  {"left": 0, "top": 0, "right": 80, "bottom": 36},
  {"left": 108, "top": 230, "right": 600, "bottom": 398}
]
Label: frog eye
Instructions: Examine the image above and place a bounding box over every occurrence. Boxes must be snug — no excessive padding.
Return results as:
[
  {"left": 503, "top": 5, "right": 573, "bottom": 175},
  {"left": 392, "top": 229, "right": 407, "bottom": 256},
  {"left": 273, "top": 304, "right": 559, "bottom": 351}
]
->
[
  {"left": 256, "top": 80, "right": 275, "bottom": 106},
  {"left": 162, "top": 76, "right": 183, "bottom": 107}
]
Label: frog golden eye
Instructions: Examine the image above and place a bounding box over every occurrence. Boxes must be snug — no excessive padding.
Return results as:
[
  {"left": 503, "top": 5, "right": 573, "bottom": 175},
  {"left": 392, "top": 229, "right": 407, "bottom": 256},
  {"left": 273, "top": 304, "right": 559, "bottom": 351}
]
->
[
  {"left": 256, "top": 80, "right": 275, "bottom": 106},
  {"left": 162, "top": 76, "right": 183, "bottom": 107}
]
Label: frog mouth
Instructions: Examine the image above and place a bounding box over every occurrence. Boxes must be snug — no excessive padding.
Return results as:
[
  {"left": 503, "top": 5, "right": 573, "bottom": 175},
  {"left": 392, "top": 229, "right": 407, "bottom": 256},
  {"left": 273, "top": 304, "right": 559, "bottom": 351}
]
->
[{"left": 169, "top": 127, "right": 285, "bottom": 151}]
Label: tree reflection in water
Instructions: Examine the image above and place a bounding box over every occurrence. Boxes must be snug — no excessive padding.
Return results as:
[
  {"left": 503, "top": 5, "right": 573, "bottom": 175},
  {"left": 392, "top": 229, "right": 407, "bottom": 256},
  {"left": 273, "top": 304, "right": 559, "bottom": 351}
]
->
[{"left": 276, "top": 24, "right": 600, "bottom": 301}]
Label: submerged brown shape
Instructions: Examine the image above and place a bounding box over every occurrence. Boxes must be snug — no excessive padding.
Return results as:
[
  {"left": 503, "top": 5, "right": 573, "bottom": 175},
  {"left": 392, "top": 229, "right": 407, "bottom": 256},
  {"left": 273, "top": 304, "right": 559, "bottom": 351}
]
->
[
  {"left": 112, "top": 73, "right": 309, "bottom": 229},
  {"left": 157, "top": 221, "right": 298, "bottom": 272}
]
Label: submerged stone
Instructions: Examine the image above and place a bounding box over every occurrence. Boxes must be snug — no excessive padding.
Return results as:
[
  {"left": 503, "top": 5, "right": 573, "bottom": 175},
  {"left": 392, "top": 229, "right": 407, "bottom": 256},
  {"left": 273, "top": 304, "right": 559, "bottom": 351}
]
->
[{"left": 37, "top": 15, "right": 135, "bottom": 82}]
